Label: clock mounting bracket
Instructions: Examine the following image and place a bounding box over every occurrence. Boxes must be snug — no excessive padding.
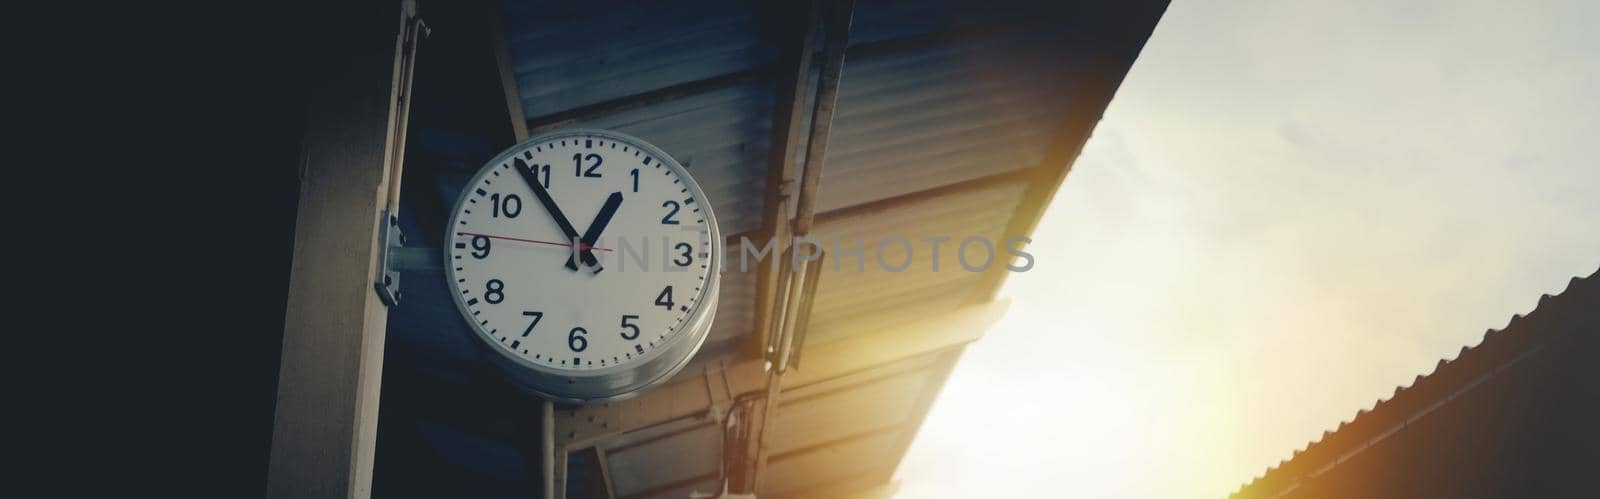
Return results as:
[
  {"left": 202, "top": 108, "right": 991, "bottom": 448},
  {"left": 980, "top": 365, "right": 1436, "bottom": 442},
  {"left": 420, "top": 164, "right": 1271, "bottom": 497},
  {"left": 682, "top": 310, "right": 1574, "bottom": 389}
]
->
[{"left": 374, "top": 210, "right": 406, "bottom": 307}]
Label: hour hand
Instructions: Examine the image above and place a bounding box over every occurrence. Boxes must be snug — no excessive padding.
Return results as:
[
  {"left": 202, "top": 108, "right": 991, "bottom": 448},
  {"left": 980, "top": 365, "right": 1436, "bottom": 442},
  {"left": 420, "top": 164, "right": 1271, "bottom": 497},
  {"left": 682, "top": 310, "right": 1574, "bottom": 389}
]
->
[{"left": 568, "top": 192, "right": 624, "bottom": 272}]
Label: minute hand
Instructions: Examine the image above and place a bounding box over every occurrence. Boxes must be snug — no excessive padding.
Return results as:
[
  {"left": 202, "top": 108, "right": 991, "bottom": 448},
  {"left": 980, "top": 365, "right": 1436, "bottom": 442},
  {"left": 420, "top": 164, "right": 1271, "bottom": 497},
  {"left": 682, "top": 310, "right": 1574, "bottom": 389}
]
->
[{"left": 513, "top": 157, "right": 598, "bottom": 270}]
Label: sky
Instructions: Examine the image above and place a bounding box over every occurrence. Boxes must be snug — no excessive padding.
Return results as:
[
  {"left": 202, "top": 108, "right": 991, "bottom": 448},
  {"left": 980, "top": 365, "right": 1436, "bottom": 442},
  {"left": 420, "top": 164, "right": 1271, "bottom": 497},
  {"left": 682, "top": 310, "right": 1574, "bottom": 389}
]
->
[{"left": 894, "top": 0, "right": 1600, "bottom": 497}]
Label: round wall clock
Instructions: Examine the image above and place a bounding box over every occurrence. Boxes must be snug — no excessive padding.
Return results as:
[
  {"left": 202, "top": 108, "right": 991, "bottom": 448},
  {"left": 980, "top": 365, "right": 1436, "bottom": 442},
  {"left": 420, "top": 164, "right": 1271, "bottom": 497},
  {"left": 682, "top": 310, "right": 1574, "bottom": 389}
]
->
[{"left": 444, "top": 129, "right": 721, "bottom": 403}]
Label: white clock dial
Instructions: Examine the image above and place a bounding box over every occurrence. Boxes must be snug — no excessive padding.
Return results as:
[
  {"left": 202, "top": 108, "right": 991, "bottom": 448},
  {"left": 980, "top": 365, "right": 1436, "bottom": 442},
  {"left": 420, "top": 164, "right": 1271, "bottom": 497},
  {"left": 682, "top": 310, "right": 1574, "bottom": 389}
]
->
[{"left": 444, "top": 129, "right": 721, "bottom": 403}]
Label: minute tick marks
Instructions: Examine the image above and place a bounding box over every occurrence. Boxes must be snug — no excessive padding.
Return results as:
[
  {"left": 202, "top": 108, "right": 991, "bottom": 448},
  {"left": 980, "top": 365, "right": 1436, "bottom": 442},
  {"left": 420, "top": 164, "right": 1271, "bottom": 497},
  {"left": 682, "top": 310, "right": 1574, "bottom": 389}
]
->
[{"left": 444, "top": 129, "right": 722, "bottom": 403}]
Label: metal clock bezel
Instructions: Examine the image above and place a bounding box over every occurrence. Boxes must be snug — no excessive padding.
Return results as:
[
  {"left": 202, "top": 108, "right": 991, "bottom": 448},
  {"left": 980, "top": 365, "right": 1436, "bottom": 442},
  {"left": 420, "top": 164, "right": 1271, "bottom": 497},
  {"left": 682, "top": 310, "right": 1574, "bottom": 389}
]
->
[{"left": 443, "top": 128, "right": 723, "bottom": 404}]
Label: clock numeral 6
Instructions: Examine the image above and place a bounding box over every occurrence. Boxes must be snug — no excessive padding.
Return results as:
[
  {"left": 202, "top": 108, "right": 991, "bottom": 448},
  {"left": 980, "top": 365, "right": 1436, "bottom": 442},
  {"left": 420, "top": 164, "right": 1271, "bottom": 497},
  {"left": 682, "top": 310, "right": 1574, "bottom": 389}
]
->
[
  {"left": 490, "top": 193, "right": 522, "bottom": 218},
  {"left": 654, "top": 286, "right": 675, "bottom": 310},
  {"left": 485, "top": 279, "right": 505, "bottom": 304},
  {"left": 568, "top": 327, "right": 588, "bottom": 352},
  {"left": 620, "top": 315, "right": 640, "bottom": 340}
]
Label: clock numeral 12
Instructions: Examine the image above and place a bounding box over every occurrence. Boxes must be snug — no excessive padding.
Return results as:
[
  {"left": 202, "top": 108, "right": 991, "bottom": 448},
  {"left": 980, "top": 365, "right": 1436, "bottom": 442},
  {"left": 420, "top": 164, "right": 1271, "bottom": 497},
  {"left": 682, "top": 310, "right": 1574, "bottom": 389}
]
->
[{"left": 573, "top": 153, "right": 602, "bottom": 178}]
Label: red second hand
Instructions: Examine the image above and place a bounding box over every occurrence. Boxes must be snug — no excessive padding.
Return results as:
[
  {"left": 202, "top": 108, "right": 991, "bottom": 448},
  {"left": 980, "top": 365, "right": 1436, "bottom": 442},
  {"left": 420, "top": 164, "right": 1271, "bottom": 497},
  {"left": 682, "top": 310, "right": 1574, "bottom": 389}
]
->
[{"left": 457, "top": 231, "right": 615, "bottom": 252}]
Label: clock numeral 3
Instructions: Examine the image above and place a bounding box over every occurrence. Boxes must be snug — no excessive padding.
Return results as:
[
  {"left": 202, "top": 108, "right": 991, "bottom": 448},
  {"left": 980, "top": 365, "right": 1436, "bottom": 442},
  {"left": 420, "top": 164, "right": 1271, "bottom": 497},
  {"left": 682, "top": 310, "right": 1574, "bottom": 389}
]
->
[
  {"left": 568, "top": 327, "right": 589, "bottom": 352},
  {"left": 654, "top": 286, "right": 675, "bottom": 310},
  {"left": 620, "top": 315, "right": 640, "bottom": 340},
  {"left": 485, "top": 279, "right": 505, "bottom": 304},
  {"left": 672, "top": 242, "right": 693, "bottom": 267},
  {"left": 490, "top": 193, "right": 522, "bottom": 218}
]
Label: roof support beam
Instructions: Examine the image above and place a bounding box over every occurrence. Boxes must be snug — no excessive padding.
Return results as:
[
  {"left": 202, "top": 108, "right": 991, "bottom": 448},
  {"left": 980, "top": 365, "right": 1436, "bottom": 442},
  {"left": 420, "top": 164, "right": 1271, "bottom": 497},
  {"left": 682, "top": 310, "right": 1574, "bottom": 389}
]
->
[
  {"left": 543, "top": 399, "right": 559, "bottom": 499},
  {"left": 266, "top": 1, "right": 419, "bottom": 498},
  {"left": 743, "top": 0, "right": 854, "bottom": 493},
  {"left": 488, "top": 2, "right": 529, "bottom": 141},
  {"left": 592, "top": 446, "right": 619, "bottom": 499},
  {"left": 788, "top": 0, "right": 851, "bottom": 238},
  {"left": 751, "top": 0, "right": 823, "bottom": 365}
]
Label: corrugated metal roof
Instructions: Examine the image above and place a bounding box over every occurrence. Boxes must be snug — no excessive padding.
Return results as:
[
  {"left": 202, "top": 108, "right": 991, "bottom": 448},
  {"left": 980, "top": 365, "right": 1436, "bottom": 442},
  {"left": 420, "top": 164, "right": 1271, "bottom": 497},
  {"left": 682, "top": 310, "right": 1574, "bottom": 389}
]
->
[
  {"left": 1231, "top": 270, "right": 1600, "bottom": 498},
  {"left": 605, "top": 423, "right": 723, "bottom": 497},
  {"left": 503, "top": 0, "right": 778, "bottom": 120},
  {"left": 818, "top": 30, "right": 1079, "bottom": 212},
  {"left": 494, "top": 2, "right": 1091, "bottom": 357},
  {"left": 557, "top": 82, "right": 775, "bottom": 236},
  {"left": 768, "top": 353, "right": 942, "bottom": 455},
  {"left": 703, "top": 257, "right": 756, "bottom": 349},
  {"left": 587, "top": 350, "right": 954, "bottom": 499},
  {"left": 805, "top": 177, "right": 1029, "bottom": 346},
  {"left": 375, "top": 0, "right": 1166, "bottom": 496},
  {"left": 499, "top": 1, "right": 1102, "bottom": 235}
]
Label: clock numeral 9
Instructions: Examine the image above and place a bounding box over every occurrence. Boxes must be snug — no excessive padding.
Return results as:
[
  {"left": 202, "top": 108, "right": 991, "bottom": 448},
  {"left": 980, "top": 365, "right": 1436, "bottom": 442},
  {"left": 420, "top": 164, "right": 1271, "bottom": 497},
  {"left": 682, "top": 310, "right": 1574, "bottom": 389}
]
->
[
  {"left": 485, "top": 279, "right": 505, "bottom": 304},
  {"left": 673, "top": 242, "right": 693, "bottom": 267},
  {"left": 654, "top": 286, "right": 675, "bottom": 310},
  {"left": 568, "top": 327, "right": 588, "bottom": 352},
  {"left": 573, "top": 153, "right": 602, "bottom": 178},
  {"left": 661, "top": 200, "right": 681, "bottom": 225},
  {"left": 471, "top": 236, "right": 491, "bottom": 259},
  {"left": 620, "top": 315, "right": 640, "bottom": 340},
  {"left": 490, "top": 193, "right": 522, "bottom": 218}
]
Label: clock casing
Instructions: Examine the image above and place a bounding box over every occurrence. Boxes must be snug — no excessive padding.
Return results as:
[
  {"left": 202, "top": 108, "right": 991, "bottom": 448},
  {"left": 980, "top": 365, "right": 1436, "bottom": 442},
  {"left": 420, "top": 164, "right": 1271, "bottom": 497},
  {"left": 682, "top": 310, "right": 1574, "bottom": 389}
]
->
[{"left": 443, "top": 129, "right": 721, "bottom": 403}]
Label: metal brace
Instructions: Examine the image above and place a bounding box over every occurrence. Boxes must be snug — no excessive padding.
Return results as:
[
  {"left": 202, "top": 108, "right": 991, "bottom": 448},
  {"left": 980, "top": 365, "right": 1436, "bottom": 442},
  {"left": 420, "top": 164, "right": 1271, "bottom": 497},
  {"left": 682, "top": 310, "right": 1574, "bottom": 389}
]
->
[{"left": 375, "top": 210, "right": 406, "bottom": 306}]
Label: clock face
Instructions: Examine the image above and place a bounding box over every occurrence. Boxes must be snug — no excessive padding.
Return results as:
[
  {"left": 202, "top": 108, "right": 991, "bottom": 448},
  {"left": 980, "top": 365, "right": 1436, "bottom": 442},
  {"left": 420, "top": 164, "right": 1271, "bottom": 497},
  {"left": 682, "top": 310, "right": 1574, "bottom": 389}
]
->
[{"left": 444, "top": 129, "right": 721, "bottom": 402}]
